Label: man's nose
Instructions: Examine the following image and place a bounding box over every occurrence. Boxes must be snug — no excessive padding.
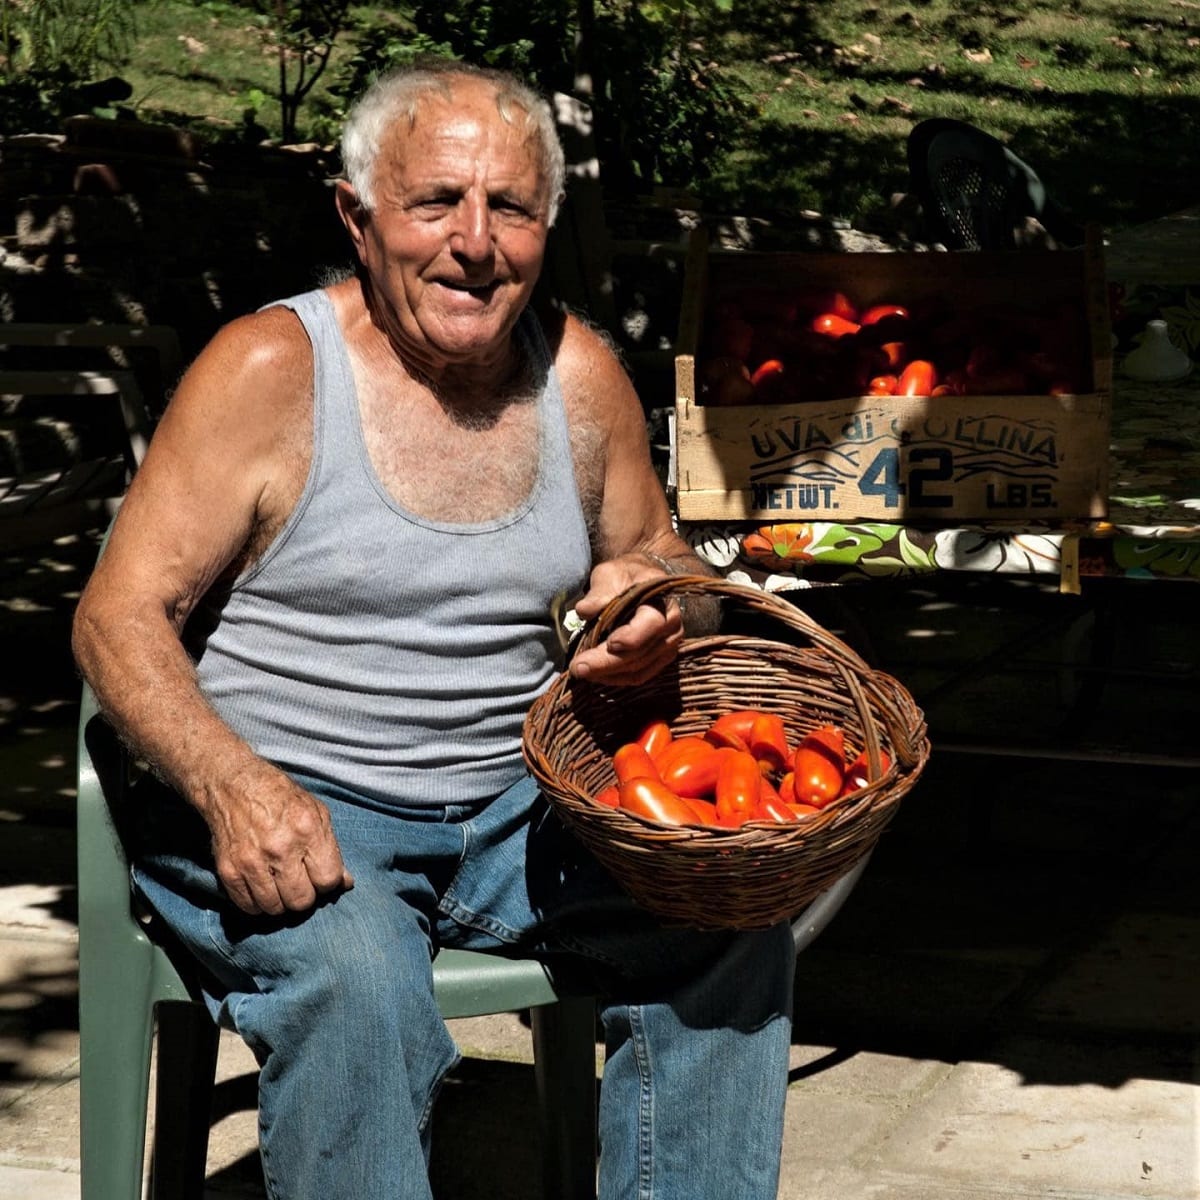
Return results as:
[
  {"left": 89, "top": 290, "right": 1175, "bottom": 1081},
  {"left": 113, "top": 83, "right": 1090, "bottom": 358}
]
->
[{"left": 449, "top": 194, "right": 493, "bottom": 260}]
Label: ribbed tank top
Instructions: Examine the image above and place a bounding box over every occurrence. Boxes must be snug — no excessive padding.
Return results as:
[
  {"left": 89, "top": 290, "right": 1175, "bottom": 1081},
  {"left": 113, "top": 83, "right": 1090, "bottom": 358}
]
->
[{"left": 187, "top": 289, "right": 592, "bottom": 807}]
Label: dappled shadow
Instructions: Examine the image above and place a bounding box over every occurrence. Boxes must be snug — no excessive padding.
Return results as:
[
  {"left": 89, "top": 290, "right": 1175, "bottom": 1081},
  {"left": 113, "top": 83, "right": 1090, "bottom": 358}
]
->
[
  {"left": 0, "top": 956, "right": 79, "bottom": 1087},
  {"left": 727, "top": 87, "right": 1200, "bottom": 236},
  {"left": 0, "top": 521, "right": 102, "bottom": 847},
  {"left": 2, "top": 130, "right": 355, "bottom": 364},
  {"left": 691, "top": 0, "right": 1200, "bottom": 235},
  {"left": 0, "top": 522, "right": 86, "bottom": 1101}
]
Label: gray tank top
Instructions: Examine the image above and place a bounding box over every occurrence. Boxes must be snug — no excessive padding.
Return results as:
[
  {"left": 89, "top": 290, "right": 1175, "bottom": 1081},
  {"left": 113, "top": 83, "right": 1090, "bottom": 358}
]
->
[{"left": 188, "top": 289, "right": 592, "bottom": 807}]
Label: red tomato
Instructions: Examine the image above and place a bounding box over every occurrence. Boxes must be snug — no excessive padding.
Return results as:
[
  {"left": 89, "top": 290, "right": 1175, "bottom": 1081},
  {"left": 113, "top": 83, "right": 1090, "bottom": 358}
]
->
[
  {"left": 806, "top": 725, "right": 845, "bottom": 759},
  {"left": 778, "top": 771, "right": 796, "bottom": 804},
  {"left": 750, "top": 367, "right": 791, "bottom": 404},
  {"left": 880, "top": 341, "right": 908, "bottom": 369},
  {"left": 750, "top": 359, "right": 785, "bottom": 387},
  {"left": 792, "top": 727, "right": 845, "bottom": 807},
  {"left": 710, "top": 371, "right": 757, "bottom": 406},
  {"left": 867, "top": 374, "right": 897, "bottom": 396},
  {"left": 613, "top": 742, "right": 663, "bottom": 785},
  {"left": 715, "top": 750, "right": 762, "bottom": 824},
  {"left": 656, "top": 735, "right": 716, "bottom": 776},
  {"left": 703, "top": 725, "right": 748, "bottom": 751},
  {"left": 823, "top": 291, "right": 859, "bottom": 322},
  {"left": 748, "top": 712, "right": 790, "bottom": 773},
  {"left": 700, "top": 357, "right": 755, "bottom": 406},
  {"left": 941, "top": 368, "right": 968, "bottom": 395},
  {"left": 660, "top": 744, "right": 735, "bottom": 799},
  {"left": 897, "top": 359, "right": 938, "bottom": 397},
  {"left": 792, "top": 288, "right": 858, "bottom": 323},
  {"left": 683, "top": 797, "right": 719, "bottom": 825},
  {"left": 840, "top": 747, "right": 892, "bottom": 795},
  {"left": 704, "top": 710, "right": 762, "bottom": 751},
  {"left": 753, "top": 776, "right": 798, "bottom": 823},
  {"left": 792, "top": 750, "right": 843, "bottom": 807},
  {"left": 787, "top": 803, "right": 821, "bottom": 818},
  {"left": 636, "top": 720, "right": 673, "bottom": 761},
  {"left": 618, "top": 777, "right": 701, "bottom": 826},
  {"left": 593, "top": 784, "right": 619, "bottom": 808},
  {"left": 811, "top": 312, "right": 862, "bottom": 338},
  {"left": 754, "top": 796, "right": 798, "bottom": 823},
  {"left": 860, "top": 304, "right": 910, "bottom": 325}
]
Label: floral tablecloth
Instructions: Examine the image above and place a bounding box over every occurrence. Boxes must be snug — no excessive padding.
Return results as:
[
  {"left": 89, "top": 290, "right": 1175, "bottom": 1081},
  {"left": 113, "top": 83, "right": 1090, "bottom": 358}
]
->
[{"left": 679, "top": 369, "right": 1200, "bottom": 592}]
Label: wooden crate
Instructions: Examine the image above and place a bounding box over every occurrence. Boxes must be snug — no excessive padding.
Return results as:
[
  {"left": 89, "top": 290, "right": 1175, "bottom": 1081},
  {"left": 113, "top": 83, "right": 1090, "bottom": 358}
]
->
[{"left": 673, "top": 229, "right": 1112, "bottom": 523}]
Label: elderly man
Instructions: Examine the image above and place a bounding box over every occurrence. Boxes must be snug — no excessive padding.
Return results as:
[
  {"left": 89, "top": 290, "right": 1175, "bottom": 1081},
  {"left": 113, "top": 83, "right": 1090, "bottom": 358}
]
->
[{"left": 72, "top": 59, "right": 796, "bottom": 1200}]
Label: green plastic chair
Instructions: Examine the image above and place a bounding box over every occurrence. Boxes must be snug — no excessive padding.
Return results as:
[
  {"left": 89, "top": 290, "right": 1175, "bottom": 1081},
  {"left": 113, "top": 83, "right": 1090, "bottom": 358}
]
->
[
  {"left": 77, "top": 654, "right": 869, "bottom": 1200},
  {"left": 76, "top": 684, "right": 601, "bottom": 1200}
]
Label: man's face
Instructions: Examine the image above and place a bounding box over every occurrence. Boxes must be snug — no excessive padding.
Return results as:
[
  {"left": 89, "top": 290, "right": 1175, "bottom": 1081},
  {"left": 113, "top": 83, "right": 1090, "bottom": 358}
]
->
[{"left": 346, "top": 78, "right": 551, "bottom": 372}]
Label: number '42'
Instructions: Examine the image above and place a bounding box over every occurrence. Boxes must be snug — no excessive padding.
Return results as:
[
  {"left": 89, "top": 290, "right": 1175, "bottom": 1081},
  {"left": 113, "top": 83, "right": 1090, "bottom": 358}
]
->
[{"left": 858, "top": 448, "right": 953, "bottom": 508}]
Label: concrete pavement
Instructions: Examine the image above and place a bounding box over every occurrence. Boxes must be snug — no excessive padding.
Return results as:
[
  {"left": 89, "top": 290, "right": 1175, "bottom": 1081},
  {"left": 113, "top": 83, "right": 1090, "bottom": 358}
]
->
[{"left": 2, "top": 523, "right": 1197, "bottom": 1198}]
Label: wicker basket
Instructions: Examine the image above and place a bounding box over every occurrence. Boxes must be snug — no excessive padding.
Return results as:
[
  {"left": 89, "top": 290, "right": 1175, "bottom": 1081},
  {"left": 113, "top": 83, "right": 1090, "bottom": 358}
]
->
[{"left": 522, "top": 575, "right": 931, "bottom": 930}]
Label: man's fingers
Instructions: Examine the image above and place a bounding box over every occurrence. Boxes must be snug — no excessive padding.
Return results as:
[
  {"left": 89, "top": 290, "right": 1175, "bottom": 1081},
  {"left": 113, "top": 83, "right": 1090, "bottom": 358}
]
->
[
  {"left": 605, "top": 601, "right": 682, "bottom": 654},
  {"left": 222, "top": 861, "right": 351, "bottom": 917},
  {"left": 271, "top": 860, "right": 318, "bottom": 913},
  {"left": 209, "top": 782, "right": 353, "bottom": 915},
  {"left": 221, "top": 875, "right": 262, "bottom": 916},
  {"left": 217, "top": 850, "right": 335, "bottom": 917},
  {"left": 239, "top": 864, "right": 287, "bottom": 917},
  {"left": 303, "top": 846, "right": 352, "bottom": 894},
  {"left": 571, "top": 629, "right": 682, "bottom": 685}
]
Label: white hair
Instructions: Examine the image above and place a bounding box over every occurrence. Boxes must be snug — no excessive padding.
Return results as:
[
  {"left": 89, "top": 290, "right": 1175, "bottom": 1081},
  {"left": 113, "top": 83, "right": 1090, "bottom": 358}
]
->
[{"left": 340, "top": 59, "right": 566, "bottom": 226}]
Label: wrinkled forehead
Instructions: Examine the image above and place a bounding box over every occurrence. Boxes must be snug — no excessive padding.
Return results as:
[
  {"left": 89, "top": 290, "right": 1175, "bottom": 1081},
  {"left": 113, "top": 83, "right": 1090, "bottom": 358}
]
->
[{"left": 398, "top": 77, "right": 548, "bottom": 179}]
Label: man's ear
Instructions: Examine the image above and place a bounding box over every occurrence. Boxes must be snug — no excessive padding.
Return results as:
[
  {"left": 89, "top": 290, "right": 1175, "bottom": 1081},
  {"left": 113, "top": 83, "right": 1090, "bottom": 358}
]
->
[{"left": 335, "top": 181, "right": 368, "bottom": 257}]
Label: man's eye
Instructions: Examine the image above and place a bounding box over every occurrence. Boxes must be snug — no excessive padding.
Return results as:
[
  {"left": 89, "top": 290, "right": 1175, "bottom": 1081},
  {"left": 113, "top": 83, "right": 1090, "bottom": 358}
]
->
[{"left": 492, "top": 198, "right": 533, "bottom": 217}]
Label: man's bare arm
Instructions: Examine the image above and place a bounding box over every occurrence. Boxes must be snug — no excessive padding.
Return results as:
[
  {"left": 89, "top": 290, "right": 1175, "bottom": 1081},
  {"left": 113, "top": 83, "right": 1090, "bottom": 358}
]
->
[
  {"left": 72, "top": 308, "right": 352, "bottom": 915},
  {"left": 555, "top": 318, "right": 718, "bottom": 685}
]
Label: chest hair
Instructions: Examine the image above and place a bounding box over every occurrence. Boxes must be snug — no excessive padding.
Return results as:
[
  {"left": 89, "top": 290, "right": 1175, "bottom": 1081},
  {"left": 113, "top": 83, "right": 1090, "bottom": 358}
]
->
[{"left": 355, "top": 360, "right": 606, "bottom": 536}]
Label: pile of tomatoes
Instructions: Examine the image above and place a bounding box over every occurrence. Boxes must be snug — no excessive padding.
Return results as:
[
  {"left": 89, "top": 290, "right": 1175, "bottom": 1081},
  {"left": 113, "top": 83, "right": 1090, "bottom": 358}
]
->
[
  {"left": 700, "top": 285, "right": 1087, "bottom": 407},
  {"left": 594, "top": 708, "right": 890, "bottom": 829}
]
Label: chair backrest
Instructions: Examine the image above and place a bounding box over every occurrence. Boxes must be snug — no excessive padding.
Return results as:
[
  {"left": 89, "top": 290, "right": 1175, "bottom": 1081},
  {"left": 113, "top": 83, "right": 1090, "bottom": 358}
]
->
[
  {"left": 1, "top": 323, "right": 182, "bottom": 546},
  {"left": 907, "top": 118, "right": 1080, "bottom": 251}
]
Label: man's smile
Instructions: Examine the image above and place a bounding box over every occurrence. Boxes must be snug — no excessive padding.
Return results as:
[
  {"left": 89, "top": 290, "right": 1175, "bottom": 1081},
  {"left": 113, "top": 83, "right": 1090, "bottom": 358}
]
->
[{"left": 434, "top": 278, "right": 503, "bottom": 302}]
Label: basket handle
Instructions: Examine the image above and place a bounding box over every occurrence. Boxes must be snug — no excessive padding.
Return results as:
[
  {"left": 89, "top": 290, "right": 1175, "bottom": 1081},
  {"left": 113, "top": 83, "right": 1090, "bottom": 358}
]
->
[
  {"left": 574, "top": 573, "right": 923, "bottom": 768},
  {"left": 575, "top": 574, "right": 870, "bottom": 671}
]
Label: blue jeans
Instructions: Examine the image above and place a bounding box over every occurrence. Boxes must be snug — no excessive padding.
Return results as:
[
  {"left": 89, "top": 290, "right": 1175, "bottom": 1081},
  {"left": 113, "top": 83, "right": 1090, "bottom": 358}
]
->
[{"left": 132, "top": 774, "right": 796, "bottom": 1200}]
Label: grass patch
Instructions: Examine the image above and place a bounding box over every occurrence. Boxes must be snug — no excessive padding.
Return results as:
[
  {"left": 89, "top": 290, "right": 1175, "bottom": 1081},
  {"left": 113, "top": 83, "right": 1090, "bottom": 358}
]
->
[
  {"left": 121, "top": 0, "right": 286, "bottom": 134},
  {"left": 110, "top": 0, "right": 1200, "bottom": 234},
  {"left": 118, "top": 0, "right": 400, "bottom": 141},
  {"left": 703, "top": 0, "right": 1200, "bottom": 232}
]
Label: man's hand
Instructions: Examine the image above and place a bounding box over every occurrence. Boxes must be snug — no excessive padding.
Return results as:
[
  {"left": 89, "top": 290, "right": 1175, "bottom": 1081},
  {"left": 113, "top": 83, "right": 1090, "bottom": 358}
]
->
[
  {"left": 568, "top": 555, "right": 685, "bottom": 686},
  {"left": 201, "top": 762, "right": 354, "bottom": 916}
]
